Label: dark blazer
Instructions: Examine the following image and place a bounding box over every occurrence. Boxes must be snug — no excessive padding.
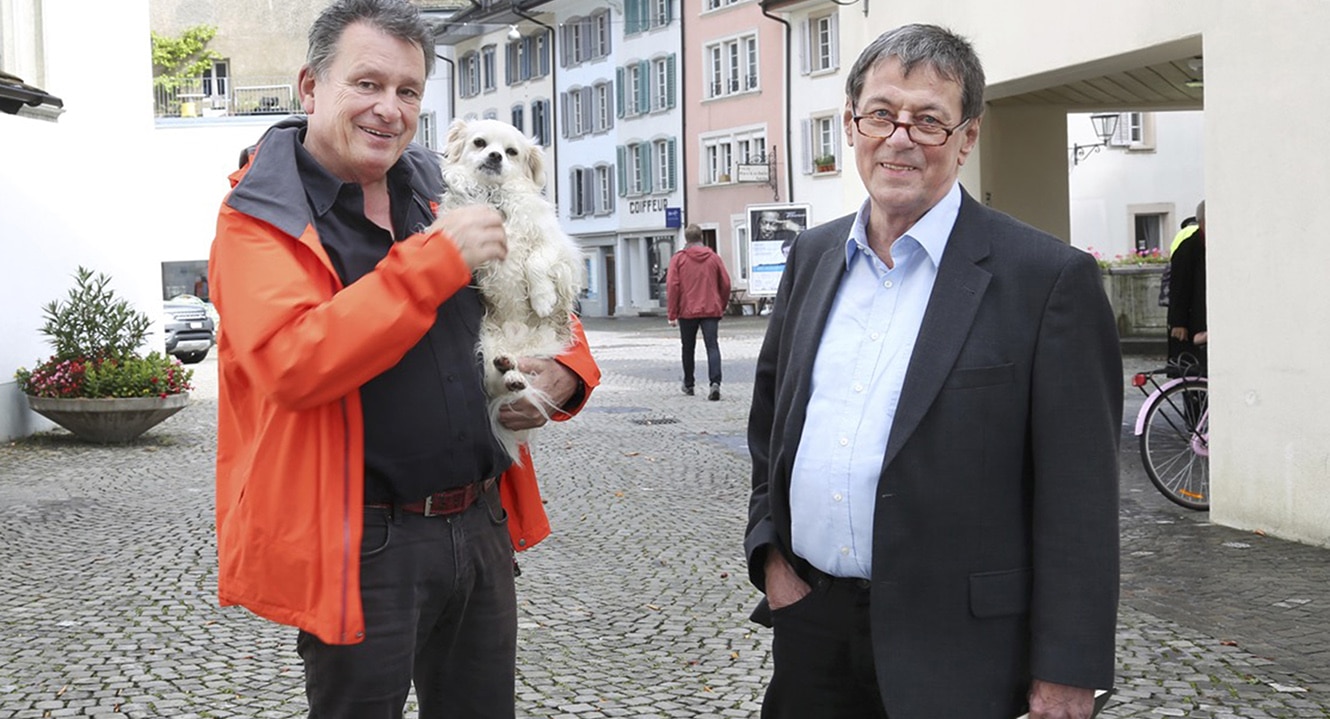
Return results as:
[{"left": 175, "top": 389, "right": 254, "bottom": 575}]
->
[{"left": 745, "top": 189, "right": 1122, "bottom": 718}]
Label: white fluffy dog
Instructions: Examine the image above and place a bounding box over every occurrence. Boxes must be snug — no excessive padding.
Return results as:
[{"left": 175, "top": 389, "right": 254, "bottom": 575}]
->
[{"left": 431, "top": 118, "right": 583, "bottom": 462}]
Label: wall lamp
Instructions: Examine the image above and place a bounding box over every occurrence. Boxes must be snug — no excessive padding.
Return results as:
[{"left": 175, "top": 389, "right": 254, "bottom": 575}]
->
[
  {"left": 1070, "top": 112, "right": 1121, "bottom": 166},
  {"left": 507, "top": 24, "right": 521, "bottom": 41}
]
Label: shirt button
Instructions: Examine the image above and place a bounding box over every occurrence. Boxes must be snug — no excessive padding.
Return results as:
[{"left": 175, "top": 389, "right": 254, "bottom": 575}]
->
[
  {"left": 853, "top": 383, "right": 864, "bottom": 393},
  {"left": 840, "top": 546, "right": 850, "bottom": 555},
  {"left": 883, "top": 280, "right": 893, "bottom": 289},
  {"left": 870, "top": 332, "right": 881, "bottom": 341},
  {"left": 833, "top": 492, "right": 843, "bottom": 502},
  {"left": 839, "top": 437, "right": 849, "bottom": 446}
]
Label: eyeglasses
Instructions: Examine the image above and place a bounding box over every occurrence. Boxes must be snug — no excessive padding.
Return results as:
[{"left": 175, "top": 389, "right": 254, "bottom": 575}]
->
[{"left": 851, "top": 111, "right": 971, "bottom": 146}]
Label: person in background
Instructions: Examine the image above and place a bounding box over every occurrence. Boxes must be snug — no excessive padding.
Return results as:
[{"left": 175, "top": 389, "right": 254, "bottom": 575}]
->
[
  {"left": 207, "top": 1, "right": 599, "bottom": 717},
  {"left": 666, "top": 224, "right": 731, "bottom": 401},
  {"left": 1168, "top": 200, "right": 1207, "bottom": 374},
  {"left": 745, "top": 23, "right": 1121, "bottom": 719}
]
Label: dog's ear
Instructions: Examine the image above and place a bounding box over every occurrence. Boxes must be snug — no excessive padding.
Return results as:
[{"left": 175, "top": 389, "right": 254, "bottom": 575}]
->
[
  {"left": 526, "top": 142, "right": 547, "bottom": 190},
  {"left": 444, "top": 118, "right": 471, "bottom": 162}
]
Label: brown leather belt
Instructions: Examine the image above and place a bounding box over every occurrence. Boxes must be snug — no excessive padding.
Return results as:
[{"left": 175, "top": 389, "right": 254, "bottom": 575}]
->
[{"left": 368, "top": 477, "right": 497, "bottom": 517}]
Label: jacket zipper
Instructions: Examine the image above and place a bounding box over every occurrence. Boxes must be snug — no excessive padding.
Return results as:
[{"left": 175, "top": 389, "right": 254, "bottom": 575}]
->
[{"left": 338, "top": 396, "right": 352, "bottom": 642}]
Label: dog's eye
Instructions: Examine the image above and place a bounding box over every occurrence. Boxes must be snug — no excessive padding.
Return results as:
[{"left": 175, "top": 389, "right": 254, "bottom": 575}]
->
[
  {"left": 472, "top": 138, "right": 487, "bottom": 149},
  {"left": 505, "top": 147, "right": 518, "bottom": 157}
]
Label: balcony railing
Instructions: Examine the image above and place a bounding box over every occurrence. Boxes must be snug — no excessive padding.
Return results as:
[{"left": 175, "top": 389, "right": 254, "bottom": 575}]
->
[{"left": 154, "top": 77, "right": 301, "bottom": 119}]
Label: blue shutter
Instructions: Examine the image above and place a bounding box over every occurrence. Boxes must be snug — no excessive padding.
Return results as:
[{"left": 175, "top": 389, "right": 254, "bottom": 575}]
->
[
  {"left": 637, "top": 61, "right": 649, "bottom": 114},
  {"left": 639, "top": 143, "right": 652, "bottom": 193}
]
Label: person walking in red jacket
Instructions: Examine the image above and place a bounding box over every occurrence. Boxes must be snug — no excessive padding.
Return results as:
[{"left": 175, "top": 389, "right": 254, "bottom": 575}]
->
[{"left": 667, "top": 224, "right": 732, "bottom": 400}]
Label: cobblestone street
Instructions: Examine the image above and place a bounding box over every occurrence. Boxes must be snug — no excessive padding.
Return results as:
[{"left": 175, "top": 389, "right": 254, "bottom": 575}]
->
[{"left": 1, "top": 315, "right": 1327, "bottom": 718}]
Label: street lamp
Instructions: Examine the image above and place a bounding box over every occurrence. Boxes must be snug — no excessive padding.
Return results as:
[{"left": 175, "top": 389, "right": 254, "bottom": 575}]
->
[{"left": 1070, "top": 112, "right": 1121, "bottom": 166}]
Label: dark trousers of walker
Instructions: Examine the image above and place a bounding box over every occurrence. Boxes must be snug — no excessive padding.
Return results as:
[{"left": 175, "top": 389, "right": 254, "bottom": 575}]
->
[
  {"left": 297, "top": 481, "right": 516, "bottom": 719},
  {"left": 678, "top": 316, "right": 722, "bottom": 388},
  {"left": 762, "top": 569, "right": 890, "bottom": 719}
]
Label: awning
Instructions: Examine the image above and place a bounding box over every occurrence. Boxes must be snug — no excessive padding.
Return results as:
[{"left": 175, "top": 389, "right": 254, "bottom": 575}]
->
[{"left": 0, "top": 70, "right": 64, "bottom": 117}]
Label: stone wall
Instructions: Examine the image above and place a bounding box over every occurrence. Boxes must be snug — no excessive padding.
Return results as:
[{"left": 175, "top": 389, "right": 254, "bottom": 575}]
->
[{"left": 1101, "top": 265, "right": 1168, "bottom": 339}]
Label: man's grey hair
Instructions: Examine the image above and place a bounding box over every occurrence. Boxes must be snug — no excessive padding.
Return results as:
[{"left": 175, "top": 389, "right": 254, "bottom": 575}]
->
[
  {"left": 684, "top": 224, "right": 704, "bottom": 244},
  {"left": 307, "top": 0, "right": 435, "bottom": 79},
  {"left": 845, "top": 24, "right": 985, "bottom": 122}
]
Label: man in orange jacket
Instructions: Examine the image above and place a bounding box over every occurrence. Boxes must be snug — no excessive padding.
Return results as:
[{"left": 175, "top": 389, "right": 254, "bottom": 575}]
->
[{"left": 208, "top": 1, "right": 598, "bottom": 717}]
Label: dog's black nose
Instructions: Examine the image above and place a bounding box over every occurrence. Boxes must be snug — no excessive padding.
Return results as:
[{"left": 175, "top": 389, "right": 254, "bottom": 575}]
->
[{"left": 487, "top": 151, "right": 502, "bottom": 162}]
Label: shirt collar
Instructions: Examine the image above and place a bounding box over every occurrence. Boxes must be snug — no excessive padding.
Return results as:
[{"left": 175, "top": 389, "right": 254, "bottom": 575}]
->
[
  {"left": 844, "top": 181, "right": 962, "bottom": 269},
  {"left": 294, "top": 136, "right": 415, "bottom": 218}
]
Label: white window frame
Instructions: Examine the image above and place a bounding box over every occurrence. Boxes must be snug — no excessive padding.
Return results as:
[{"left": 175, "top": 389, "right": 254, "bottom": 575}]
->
[
  {"left": 627, "top": 63, "right": 643, "bottom": 116},
  {"left": 653, "top": 58, "right": 669, "bottom": 111},
  {"left": 595, "top": 164, "right": 613, "bottom": 214},
  {"left": 481, "top": 45, "right": 497, "bottom": 92},
  {"left": 595, "top": 82, "right": 612, "bottom": 132},
  {"left": 628, "top": 142, "right": 645, "bottom": 195},
  {"left": 654, "top": 139, "right": 671, "bottom": 191},
  {"left": 704, "top": 34, "right": 758, "bottom": 99},
  {"left": 703, "top": 126, "right": 764, "bottom": 184},
  {"left": 807, "top": 13, "right": 838, "bottom": 74}
]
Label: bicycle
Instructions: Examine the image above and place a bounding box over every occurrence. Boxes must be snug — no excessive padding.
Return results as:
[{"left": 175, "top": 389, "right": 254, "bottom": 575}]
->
[{"left": 1131, "top": 357, "right": 1209, "bottom": 510}]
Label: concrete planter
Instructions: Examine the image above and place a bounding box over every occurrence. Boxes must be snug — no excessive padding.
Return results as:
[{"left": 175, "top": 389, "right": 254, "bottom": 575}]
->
[
  {"left": 1101, "top": 265, "right": 1168, "bottom": 339},
  {"left": 26, "top": 393, "right": 190, "bottom": 443}
]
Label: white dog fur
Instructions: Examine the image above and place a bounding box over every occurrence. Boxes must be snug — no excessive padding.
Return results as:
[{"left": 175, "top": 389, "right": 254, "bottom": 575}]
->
[{"left": 429, "top": 118, "right": 584, "bottom": 462}]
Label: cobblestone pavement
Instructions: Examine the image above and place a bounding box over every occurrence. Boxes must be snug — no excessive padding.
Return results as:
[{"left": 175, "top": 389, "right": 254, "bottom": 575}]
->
[{"left": 1, "top": 314, "right": 1326, "bottom": 718}]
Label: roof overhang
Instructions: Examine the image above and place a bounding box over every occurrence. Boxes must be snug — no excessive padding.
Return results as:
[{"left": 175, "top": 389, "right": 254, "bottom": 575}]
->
[{"left": 0, "top": 75, "right": 64, "bottom": 121}]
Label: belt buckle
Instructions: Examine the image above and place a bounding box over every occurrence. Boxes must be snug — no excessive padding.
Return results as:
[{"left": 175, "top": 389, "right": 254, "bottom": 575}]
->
[{"left": 422, "top": 495, "right": 438, "bottom": 517}]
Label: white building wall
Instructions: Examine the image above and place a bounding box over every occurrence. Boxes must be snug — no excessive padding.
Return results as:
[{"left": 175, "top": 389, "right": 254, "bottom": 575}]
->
[
  {"left": 786, "top": 1, "right": 850, "bottom": 226},
  {"left": 1068, "top": 111, "right": 1204, "bottom": 258}
]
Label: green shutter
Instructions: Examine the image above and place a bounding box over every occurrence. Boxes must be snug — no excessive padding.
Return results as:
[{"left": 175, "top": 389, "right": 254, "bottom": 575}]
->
[
  {"left": 639, "top": 143, "right": 652, "bottom": 194},
  {"left": 667, "top": 138, "right": 677, "bottom": 190},
  {"left": 616, "top": 67, "right": 625, "bottom": 118},
  {"left": 637, "top": 61, "right": 649, "bottom": 114},
  {"left": 667, "top": 55, "right": 677, "bottom": 109},
  {"left": 616, "top": 146, "right": 627, "bottom": 197}
]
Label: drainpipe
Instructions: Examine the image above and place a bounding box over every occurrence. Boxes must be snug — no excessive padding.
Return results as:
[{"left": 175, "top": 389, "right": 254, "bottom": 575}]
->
[
  {"left": 434, "top": 52, "right": 456, "bottom": 125},
  {"left": 511, "top": 2, "right": 559, "bottom": 204},
  {"left": 759, "top": 1, "right": 793, "bottom": 202}
]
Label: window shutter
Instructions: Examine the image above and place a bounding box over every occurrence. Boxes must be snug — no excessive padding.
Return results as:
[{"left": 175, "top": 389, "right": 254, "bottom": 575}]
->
[
  {"left": 583, "top": 168, "right": 595, "bottom": 213},
  {"left": 829, "top": 13, "right": 840, "bottom": 70},
  {"left": 569, "top": 170, "right": 579, "bottom": 216},
  {"left": 626, "top": 0, "right": 640, "bottom": 34},
  {"left": 637, "top": 61, "right": 649, "bottom": 114},
  {"left": 639, "top": 143, "right": 652, "bottom": 194},
  {"left": 608, "top": 171, "right": 616, "bottom": 210},
  {"left": 560, "top": 27, "right": 570, "bottom": 68},
  {"left": 605, "top": 13, "right": 613, "bottom": 54},
  {"left": 505, "top": 44, "right": 514, "bottom": 85},
  {"left": 581, "top": 86, "right": 593, "bottom": 134},
  {"left": 616, "top": 146, "right": 627, "bottom": 197},
  {"left": 799, "top": 20, "right": 810, "bottom": 75},
  {"left": 667, "top": 138, "right": 677, "bottom": 191},
  {"left": 561, "top": 93, "right": 570, "bottom": 138},
  {"left": 616, "top": 67, "right": 625, "bottom": 118},
  {"left": 800, "top": 119, "right": 812, "bottom": 175},
  {"left": 667, "top": 55, "right": 677, "bottom": 108},
  {"left": 663, "top": 0, "right": 673, "bottom": 25}
]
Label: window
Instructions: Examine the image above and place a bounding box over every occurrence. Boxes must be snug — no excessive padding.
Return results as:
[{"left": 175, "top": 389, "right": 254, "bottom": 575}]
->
[
  {"left": 1, "top": 0, "right": 48, "bottom": 90},
  {"left": 705, "top": 35, "right": 758, "bottom": 99},
  {"left": 416, "top": 111, "right": 438, "bottom": 150},
  {"left": 459, "top": 52, "right": 480, "bottom": 97},
  {"left": 534, "top": 32, "right": 550, "bottom": 77},
  {"left": 619, "top": 63, "right": 647, "bottom": 116},
  {"left": 803, "top": 13, "right": 838, "bottom": 74},
  {"left": 511, "top": 104, "right": 525, "bottom": 133},
  {"left": 481, "top": 46, "right": 496, "bottom": 92},
  {"left": 595, "top": 165, "right": 613, "bottom": 214},
  {"left": 734, "top": 224, "right": 750, "bottom": 280},
  {"left": 1109, "top": 112, "right": 1156, "bottom": 150},
  {"left": 1134, "top": 213, "right": 1165, "bottom": 254},
  {"left": 651, "top": 57, "right": 676, "bottom": 111},
  {"left": 201, "top": 60, "right": 230, "bottom": 103},
  {"left": 570, "top": 167, "right": 590, "bottom": 217},
  {"left": 625, "top": 0, "right": 672, "bottom": 33},
  {"left": 568, "top": 20, "right": 584, "bottom": 66},
  {"left": 562, "top": 86, "right": 594, "bottom": 137},
  {"left": 593, "top": 11, "right": 611, "bottom": 58},
  {"left": 531, "top": 99, "right": 551, "bottom": 146},
  {"left": 802, "top": 114, "right": 838, "bottom": 173},
  {"left": 594, "top": 82, "right": 613, "bottom": 132},
  {"left": 654, "top": 139, "right": 675, "bottom": 191},
  {"left": 628, "top": 142, "right": 644, "bottom": 195},
  {"left": 702, "top": 127, "right": 764, "bottom": 184},
  {"left": 705, "top": 0, "right": 742, "bottom": 10}
]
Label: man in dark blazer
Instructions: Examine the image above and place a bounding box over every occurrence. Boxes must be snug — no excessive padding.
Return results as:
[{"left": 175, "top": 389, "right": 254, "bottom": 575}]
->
[{"left": 745, "top": 24, "right": 1122, "bottom": 719}]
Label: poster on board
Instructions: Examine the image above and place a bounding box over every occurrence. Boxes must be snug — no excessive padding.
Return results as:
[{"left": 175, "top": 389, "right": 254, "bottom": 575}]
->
[{"left": 746, "top": 203, "right": 810, "bottom": 296}]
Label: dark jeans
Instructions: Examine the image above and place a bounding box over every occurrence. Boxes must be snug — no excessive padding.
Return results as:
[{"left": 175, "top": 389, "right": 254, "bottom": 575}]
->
[
  {"left": 762, "top": 573, "right": 889, "bottom": 719},
  {"left": 678, "top": 316, "right": 722, "bottom": 388},
  {"left": 297, "top": 485, "right": 517, "bottom": 719}
]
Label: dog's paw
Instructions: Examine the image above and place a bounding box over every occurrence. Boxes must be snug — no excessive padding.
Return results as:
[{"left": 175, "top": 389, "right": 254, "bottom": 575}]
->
[
  {"left": 503, "top": 368, "right": 528, "bottom": 392},
  {"left": 529, "top": 289, "right": 557, "bottom": 318},
  {"left": 492, "top": 354, "right": 517, "bottom": 373}
]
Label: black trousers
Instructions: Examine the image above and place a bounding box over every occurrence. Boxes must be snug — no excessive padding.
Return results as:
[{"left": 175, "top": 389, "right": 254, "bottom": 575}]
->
[
  {"left": 762, "top": 572, "right": 890, "bottom": 719},
  {"left": 678, "top": 316, "right": 722, "bottom": 387},
  {"left": 297, "top": 485, "right": 517, "bottom": 719}
]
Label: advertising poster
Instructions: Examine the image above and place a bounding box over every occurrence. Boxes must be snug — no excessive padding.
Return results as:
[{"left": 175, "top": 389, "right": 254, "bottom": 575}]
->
[{"left": 746, "top": 203, "right": 810, "bottom": 296}]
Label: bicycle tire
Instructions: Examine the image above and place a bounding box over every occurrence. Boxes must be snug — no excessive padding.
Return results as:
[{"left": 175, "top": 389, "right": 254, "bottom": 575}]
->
[{"left": 1139, "top": 379, "right": 1210, "bottom": 510}]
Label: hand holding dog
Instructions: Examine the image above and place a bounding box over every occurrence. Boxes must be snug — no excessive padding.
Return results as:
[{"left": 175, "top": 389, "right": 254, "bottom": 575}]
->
[
  {"left": 432, "top": 206, "right": 507, "bottom": 270},
  {"left": 497, "top": 358, "right": 579, "bottom": 430}
]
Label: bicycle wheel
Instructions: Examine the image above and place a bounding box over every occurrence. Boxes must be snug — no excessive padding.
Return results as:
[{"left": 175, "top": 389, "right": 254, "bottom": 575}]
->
[{"left": 1139, "top": 379, "right": 1210, "bottom": 510}]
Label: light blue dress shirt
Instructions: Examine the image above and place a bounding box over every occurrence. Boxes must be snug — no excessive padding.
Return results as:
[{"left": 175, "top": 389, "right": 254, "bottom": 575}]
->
[{"left": 789, "top": 182, "right": 962, "bottom": 579}]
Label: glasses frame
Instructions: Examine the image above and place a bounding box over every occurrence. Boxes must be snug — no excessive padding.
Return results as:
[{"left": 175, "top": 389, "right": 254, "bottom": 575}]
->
[{"left": 850, "top": 112, "right": 972, "bottom": 146}]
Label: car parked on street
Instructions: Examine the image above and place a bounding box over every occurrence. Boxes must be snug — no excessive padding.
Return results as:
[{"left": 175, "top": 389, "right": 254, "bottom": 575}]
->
[{"left": 163, "top": 297, "right": 215, "bottom": 364}]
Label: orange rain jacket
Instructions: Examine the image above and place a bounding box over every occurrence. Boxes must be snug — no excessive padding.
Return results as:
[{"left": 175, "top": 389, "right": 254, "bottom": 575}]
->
[{"left": 209, "top": 123, "right": 600, "bottom": 645}]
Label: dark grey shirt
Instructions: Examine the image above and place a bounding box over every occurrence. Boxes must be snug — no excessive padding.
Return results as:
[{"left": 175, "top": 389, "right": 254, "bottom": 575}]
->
[{"left": 232, "top": 122, "right": 509, "bottom": 503}]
